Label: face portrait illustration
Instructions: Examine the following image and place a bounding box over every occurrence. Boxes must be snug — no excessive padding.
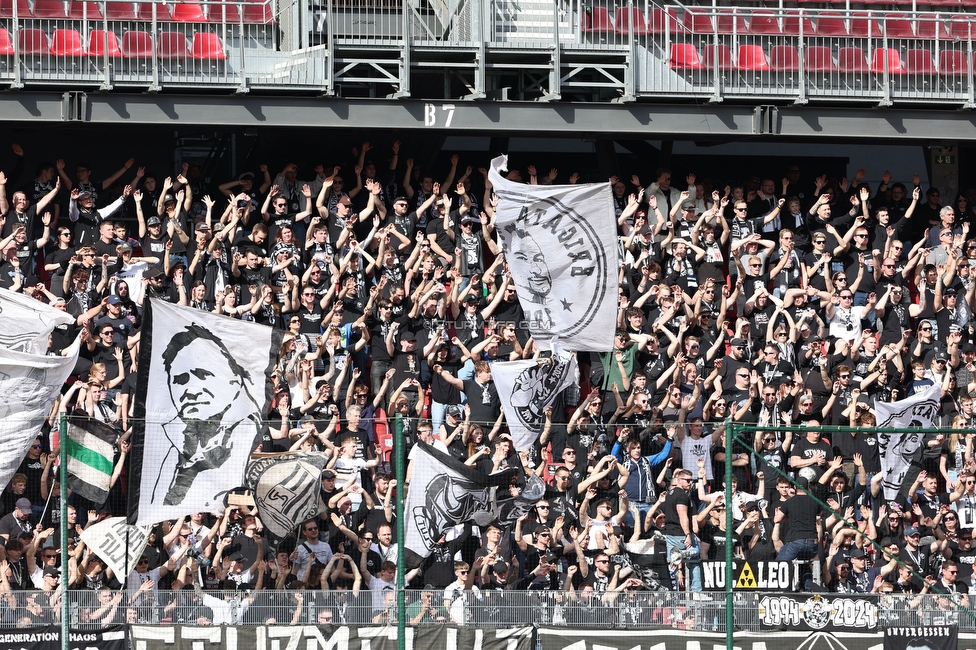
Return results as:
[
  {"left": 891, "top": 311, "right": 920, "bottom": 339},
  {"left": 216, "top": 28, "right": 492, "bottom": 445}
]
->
[
  {"left": 511, "top": 228, "right": 551, "bottom": 304},
  {"left": 167, "top": 337, "right": 244, "bottom": 423}
]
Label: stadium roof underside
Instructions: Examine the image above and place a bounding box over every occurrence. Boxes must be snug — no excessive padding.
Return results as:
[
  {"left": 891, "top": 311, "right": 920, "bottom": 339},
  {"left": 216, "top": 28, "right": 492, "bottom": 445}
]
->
[{"left": 20, "top": 92, "right": 976, "bottom": 142}]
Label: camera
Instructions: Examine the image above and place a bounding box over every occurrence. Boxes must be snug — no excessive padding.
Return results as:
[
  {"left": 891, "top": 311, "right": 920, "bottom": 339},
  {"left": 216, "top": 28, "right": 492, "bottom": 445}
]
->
[{"left": 185, "top": 547, "right": 211, "bottom": 567}]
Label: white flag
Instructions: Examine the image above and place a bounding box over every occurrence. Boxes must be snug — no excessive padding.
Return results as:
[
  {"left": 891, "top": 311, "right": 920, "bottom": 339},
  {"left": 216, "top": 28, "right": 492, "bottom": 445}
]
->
[
  {"left": 0, "top": 336, "right": 80, "bottom": 491},
  {"left": 80, "top": 517, "right": 152, "bottom": 580},
  {"left": 0, "top": 290, "right": 75, "bottom": 354},
  {"left": 875, "top": 383, "right": 941, "bottom": 500},
  {"left": 492, "top": 339, "right": 578, "bottom": 452},
  {"left": 130, "top": 300, "right": 280, "bottom": 526},
  {"left": 488, "top": 155, "right": 619, "bottom": 351}
]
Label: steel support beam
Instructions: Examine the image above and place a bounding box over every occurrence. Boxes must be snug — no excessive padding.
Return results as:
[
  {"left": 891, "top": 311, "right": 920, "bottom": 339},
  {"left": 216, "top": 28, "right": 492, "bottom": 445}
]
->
[{"left": 4, "top": 92, "right": 976, "bottom": 141}]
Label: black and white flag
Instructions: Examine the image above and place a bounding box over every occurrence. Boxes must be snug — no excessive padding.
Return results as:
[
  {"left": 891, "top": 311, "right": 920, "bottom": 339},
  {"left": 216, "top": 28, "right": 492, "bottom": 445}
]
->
[
  {"left": 129, "top": 299, "right": 279, "bottom": 526},
  {"left": 488, "top": 155, "right": 619, "bottom": 352},
  {"left": 0, "top": 290, "right": 75, "bottom": 354},
  {"left": 245, "top": 452, "right": 328, "bottom": 551},
  {"left": 79, "top": 517, "right": 152, "bottom": 580},
  {"left": 875, "top": 384, "right": 940, "bottom": 500},
  {"left": 404, "top": 442, "right": 516, "bottom": 568},
  {"left": 492, "top": 338, "right": 577, "bottom": 452},
  {"left": 0, "top": 337, "right": 80, "bottom": 491}
]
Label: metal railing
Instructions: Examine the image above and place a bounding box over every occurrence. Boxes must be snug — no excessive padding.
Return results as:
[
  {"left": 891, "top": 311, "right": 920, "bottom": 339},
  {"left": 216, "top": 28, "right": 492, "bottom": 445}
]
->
[
  {"left": 0, "top": 0, "right": 974, "bottom": 103},
  {"left": 0, "top": 590, "right": 971, "bottom": 629}
]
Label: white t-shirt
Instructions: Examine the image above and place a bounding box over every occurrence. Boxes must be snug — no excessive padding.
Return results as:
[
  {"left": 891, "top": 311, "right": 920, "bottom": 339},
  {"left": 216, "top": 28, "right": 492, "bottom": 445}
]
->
[{"left": 293, "top": 538, "right": 333, "bottom": 578}]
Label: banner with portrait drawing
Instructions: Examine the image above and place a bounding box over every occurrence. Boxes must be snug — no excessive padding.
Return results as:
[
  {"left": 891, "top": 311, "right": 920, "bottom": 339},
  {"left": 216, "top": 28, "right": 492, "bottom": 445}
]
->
[
  {"left": 80, "top": 517, "right": 152, "bottom": 580},
  {"left": 128, "top": 299, "right": 280, "bottom": 526},
  {"left": 492, "top": 338, "right": 577, "bottom": 452},
  {"left": 875, "top": 384, "right": 940, "bottom": 500},
  {"left": 885, "top": 626, "right": 956, "bottom": 650},
  {"left": 488, "top": 155, "right": 618, "bottom": 352}
]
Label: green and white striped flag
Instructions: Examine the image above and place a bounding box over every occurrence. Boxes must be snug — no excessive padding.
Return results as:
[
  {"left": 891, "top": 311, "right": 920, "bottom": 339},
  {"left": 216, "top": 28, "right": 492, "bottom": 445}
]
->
[{"left": 66, "top": 417, "right": 117, "bottom": 505}]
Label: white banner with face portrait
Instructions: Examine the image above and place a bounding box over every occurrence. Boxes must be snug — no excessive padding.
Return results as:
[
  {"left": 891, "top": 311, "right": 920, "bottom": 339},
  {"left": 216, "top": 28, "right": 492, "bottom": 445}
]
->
[
  {"left": 0, "top": 290, "right": 76, "bottom": 354},
  {"left": 0, "top": 337, "right": 79, "bottom": 492},
  {"left": 488, "top": 156, "right": 618, "bottom": 352},
  {"left": 875, "top": 384, "right": 941, "bottom": 500},
  {"left": 129, "top": 299, "right": 279, "bottom": 526}
]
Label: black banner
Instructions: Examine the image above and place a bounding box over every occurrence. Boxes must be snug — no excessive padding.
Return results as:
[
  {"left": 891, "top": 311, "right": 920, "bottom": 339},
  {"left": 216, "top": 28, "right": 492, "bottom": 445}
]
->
[
  {"left": 130, "top": 624, "right": 535, "bottom": 650},
  {"left": 886, "top": 626, "right": 958, "bottom": 650},
  {"left": 702, "top": 561, "right": 799, "bottom": 591},
  {"left": 758, "top": 594, "right": 880, "bottom": 631},
  {"left": 0, "top": 626, "right": 127, "bottom": 650}
]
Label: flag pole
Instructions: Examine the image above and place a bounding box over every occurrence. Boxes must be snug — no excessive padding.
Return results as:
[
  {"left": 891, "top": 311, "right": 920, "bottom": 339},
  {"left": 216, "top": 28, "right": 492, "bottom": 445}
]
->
[
  {"left": 395, "top": 421, "right": 406, "bottom": 650},
  {"left": 59, "top": 413, "right": 69, "bottom": 650}
]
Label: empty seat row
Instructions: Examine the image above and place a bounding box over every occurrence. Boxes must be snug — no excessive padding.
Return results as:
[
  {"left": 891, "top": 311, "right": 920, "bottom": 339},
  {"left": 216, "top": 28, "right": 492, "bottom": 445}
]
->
[
  {"left": 584, "top": 6, "right": 970, "bottom": 39},
  {"left": 0, "top": 0, "right": 273, "bottom": 23},
  {"left": 0, "top": 26, "right": 226, "bottom": 58},
  {"left": 671, "top": 42, "right": 976, "bottom": 75}
]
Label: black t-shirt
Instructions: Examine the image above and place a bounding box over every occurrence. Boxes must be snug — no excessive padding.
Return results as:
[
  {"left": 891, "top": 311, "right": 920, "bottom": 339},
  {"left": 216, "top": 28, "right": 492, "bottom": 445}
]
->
[
  {"left": 462, "top": 379, "right": 500, "bottom": 427},
  {"left": 663, "top": 486, "right": 692, "bottom": 536},
  {"left": 778, "top": 493, "right": 821, "bottom": 542}
]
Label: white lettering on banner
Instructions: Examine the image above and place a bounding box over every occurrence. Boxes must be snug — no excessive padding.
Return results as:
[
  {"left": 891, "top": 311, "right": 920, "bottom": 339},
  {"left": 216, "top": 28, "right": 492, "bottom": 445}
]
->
[
  {"left": 702, "top": 561, "right": 796, "bottom": 591},
  {"left": 181, "top": 626, "right": 223, "bottom": 650},
  {"left": 887, "top": 628, "right": 954, "bottom": 637},
  {"left": 132, "top": 626, "right": 176, "bottom": 650},
  {"left": 357, "top": 625, "right": 398, "bottom": 650}
]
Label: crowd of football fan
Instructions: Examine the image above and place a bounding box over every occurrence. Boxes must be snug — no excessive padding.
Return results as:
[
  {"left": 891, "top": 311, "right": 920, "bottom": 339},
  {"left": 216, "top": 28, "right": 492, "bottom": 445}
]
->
[{"left": 0, "top": 139, "right": 975, "bottom": 626}]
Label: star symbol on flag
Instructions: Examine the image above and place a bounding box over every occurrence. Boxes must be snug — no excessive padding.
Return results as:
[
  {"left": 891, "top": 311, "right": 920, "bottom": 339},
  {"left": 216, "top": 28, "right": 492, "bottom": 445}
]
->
[{"left": 561, "top": 298, "right": 573, "bottom": 311}]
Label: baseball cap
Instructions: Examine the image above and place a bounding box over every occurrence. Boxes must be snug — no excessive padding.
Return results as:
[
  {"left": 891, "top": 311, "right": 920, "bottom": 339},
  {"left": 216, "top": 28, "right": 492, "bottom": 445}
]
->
[
  {"left": 163, "top": 193, "right": 176, "bottom": 204},
  {"left": 195, "top": 222, "right": 211, "bottom": 232},
  {"left": 393, "top": 196, "right": 408, "bottom": 204},
  {"left": 680, "top": 199, "right": 696, "bottom": 210},
  {"left": 229, "top": 552, "right": 246, "bottom": 562},
  {"left": 730, "top": 338, "right": 747, "bottom": 347},
  {"left": 446, "top": 405, "right": 461, "bottom": 419},
  {"left": 493, "top": 561, "right": 509, "bottom": 573},
  {"left": 321, "top": 470, "right": 337, "bottom": 480},
  {"left": 107, "top": 295, "right": 122, "bottom": 305},
  {"left": 461, "top": 215, "right": 476, "bottom": 225},
  {"left": 400, "top": 329, "right": 417, "bottom": 342},
  {"left": 238, "top": 172, "right": 255, "bottom": 181},
  {"left": 848, "top": 548, "right": 866, "bottom": 558},
  {"left": 905, "top": 526, "right": 919, "bottom": 537},
  {"left": 117, "top": 243, "right": 132, "bottom": 254},
  {"left": 935, "top": 351, "right": 949, "bottom": 362},
  {"left": 15, "top": 498, "right": 31, "bottom": 511},
  {"left": 76, "top": 190, "right": 92, "bottom": 200},
  {"left": 42, "top": 567, "right": 60, "bottom": 577},
  {"left": 463, "top": 293, "right": 480, "bottom": 304},
  {"left": 146, "top": 216, "right": 161, "bottom": 227}
]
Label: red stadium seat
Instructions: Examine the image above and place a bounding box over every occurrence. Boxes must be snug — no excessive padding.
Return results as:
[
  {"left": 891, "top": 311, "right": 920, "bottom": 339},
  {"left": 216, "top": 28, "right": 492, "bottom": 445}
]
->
[
  {"left": 647, "top": 7, "right": 678, "bottom": 34},
  {"left": 949, "top": 18, "right": 972, "bottom": 40},
  {"left": 172, "top": 2, "right": 207, "bottom": 21},
  {"left": 137, "top": 2, "right": 171, "bottom": 20},
  {"left": 849, "top": 13, "right": 883, "bottom": 37},
  {"left": 781, "top": 13, "right": 815, "bottom": 36},
  {"left": 120, "top": 30, "right": 153, "bottom": 57},
  {"left": 0, "top": 0, "right": 31, "bottom": 18},
  {"left": 190, "top": 32, "right": 226, "bottom": 59},
  {"left": 838, "top": 47, "right": 870, "bottom": 72},
  {"left": 805, "top": 45, "right": 837, "bottom": 72},
  {"left": 715, "top": 10, "right": 747, "bottom": 34},
  {"left": 207, "top": 3, "right": 242, "bottom": 23},
  {"left": 104, "top": 1, "right": 137, "bottom": 19},
  {"left": 814, "top": 13, "right": 848, "bottom": 36},
  {"left": 50, "top": 28, "right": 86, "bottom": 55},
  {"left": 702, "top": 43, "right": 733, "bottom": 70},
  {"left": 32, "top": 0, "right": 68, "bottom": 18},
  {"left": 88, "top": 29, "right": 122, "bottom": 57},
  {"left": 769, "top": 45, "right": 799, "bottom": 71},
  {"left": 241, "top": 0, "right": 274, "bottom": 24},
  {"left": 18, "top": 29, "right": 48, "bottom": 55},
  {"left": 581, "top": 6, "right": 613, "bottom": 33},
  {"left": 871, "top": 47, "right": 906, "bottom": 73},
  {"left": 884, "top": 14, "right": 915, "bottom": 38},
  {"left": 68, "top": 1, "right": 103, "bottom": 18},
  {"left": 0, "top": 28, "right": 13, "bottom": 55},
  {"left": 748, "top": 13, "right": 782, "bottom": 35},
  {"left": 157, "top": 31, "right": 189, "bottom": 57},
  {"left": 915, "top": 18, "right": 950, "bottom": 40},
  {"left": 904, "top": 48, "right": 935, "bottom": 73},
  {"left": 614, "top": 7, "right": 651, "bottom": 35},
  {"left": 682, "top": 11, "right": 713, "bottom": 34},
  {"left": 738, "top": 44, "right": 770, "bottom": 71},
  {"left": 669, "top": 43, "right": 704, "bottom": 70},
  {"left": 939, "top": 49, "right": 968, "bottom": 74}
]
